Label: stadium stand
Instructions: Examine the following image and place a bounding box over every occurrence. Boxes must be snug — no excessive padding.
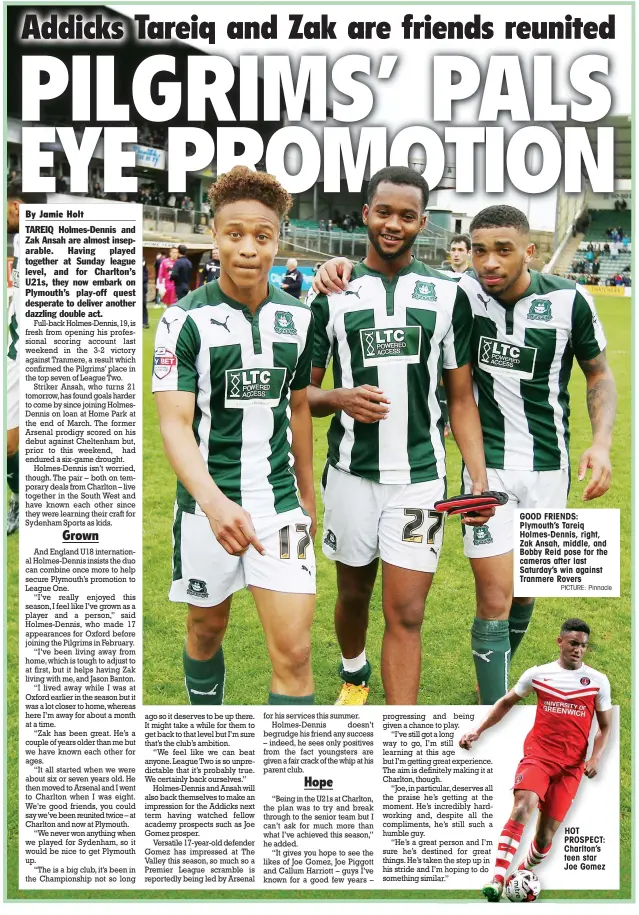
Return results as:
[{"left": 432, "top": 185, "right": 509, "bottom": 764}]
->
[{"left": 560, "top": 210, "right": 631, "bottom": 287}]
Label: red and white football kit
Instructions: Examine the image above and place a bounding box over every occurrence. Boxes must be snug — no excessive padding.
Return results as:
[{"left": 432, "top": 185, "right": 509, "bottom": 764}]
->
[{"left": 511, "top": 660, "right": 612, "bottom": 821}]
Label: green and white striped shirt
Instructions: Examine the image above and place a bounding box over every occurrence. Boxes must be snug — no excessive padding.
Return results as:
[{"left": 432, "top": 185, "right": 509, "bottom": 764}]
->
[
  {"left": 152, "top": 280, "right": 314, "bottom": 517},
  {"left": 459, "top": 271, "right": 606, "bottom": 472},
  {"left": 310, "top": 260, "right": 471, "bottom": 483}
]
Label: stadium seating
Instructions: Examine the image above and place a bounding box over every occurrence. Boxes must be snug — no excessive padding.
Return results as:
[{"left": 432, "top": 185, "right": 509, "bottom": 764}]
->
[
  {"left": 582, "top": 209, "right": 631, "bottom": 243},
  {"left": 562, "top": 210, "right": 632, "bottom": 285}
]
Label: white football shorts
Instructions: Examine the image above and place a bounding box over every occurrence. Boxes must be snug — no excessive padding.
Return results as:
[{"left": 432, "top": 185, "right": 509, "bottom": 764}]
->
[
  {"left": 170, "top": 507, "right": 316, "bottom": 606},
  {"left": 462, "top": 466, "right": 570, "bottom": 558},
  {"left": 321, "top": 465, "right": 446, "bottom": 573}
]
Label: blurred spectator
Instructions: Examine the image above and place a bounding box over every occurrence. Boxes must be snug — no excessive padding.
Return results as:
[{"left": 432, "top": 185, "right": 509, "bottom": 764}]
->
[
  {"left": 171, "top": 244, "right": 192, "bottom": 300},
  {"left": 157, "top": 247, "right": 178, "bottom": 306},
  {"left": 199, "top": 246, "right": 221, "bottom": 285},
  {"left": 281, "top": 258, "right": 303, "bottom": 299}
]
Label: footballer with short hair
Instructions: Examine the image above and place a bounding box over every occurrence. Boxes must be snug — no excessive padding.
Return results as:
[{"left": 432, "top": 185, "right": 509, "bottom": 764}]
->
[
  {"left": 457, "top": 206, "right": 616, "bottom": 704},
  {"left": 459, "top": 618, "right": 612, "bottom": 902},
  {"left": 441, "top": 234, "right": 474, "bottom": 276},
  {"left": 153, "top": 166, "right": 317, "bottom": 706}
]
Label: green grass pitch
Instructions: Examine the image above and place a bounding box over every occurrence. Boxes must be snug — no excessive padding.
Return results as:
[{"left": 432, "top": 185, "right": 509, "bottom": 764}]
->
[{"left": 6, "top": 295, "right": 631, "bottom": 899}]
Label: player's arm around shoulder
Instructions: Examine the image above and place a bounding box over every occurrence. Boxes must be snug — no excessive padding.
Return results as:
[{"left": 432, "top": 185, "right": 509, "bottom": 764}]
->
[
  {"left": 311, "top": 258, "right": 354, "bottom": 295},
  {"left": 459, "top": 689, "right": 523, "bottom": 749}
]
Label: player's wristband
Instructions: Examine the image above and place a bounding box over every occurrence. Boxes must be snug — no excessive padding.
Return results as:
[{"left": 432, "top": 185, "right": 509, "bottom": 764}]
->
[{"left": 433, "top": 491, "right": 508, "bottom": 517}]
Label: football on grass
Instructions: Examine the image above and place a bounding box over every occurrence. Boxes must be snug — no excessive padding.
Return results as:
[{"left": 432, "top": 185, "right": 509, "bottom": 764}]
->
[{"left": 505, "top": 870, "right": 541, "bottom": 902}]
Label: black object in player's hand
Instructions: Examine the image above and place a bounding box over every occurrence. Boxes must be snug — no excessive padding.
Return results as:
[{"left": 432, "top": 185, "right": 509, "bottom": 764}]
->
[{"left": 433, "top": 491, "right": 509, "bottom": 517}]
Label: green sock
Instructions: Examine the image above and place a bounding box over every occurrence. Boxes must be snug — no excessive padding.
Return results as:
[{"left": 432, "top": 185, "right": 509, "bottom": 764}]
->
[
  {"left": 471, "top": 618, "right": 511, "bottom": 705},
  {"left": 339, "top": 660, "right": 372, "bottom": 686},
  {"left": 268, "top": 692, "right": 315, "bottom": 705},
  {"left": 7, "top": 451, "right": 19, "bottom": 494},
  {"left": 509, "top": 600, "right": 535, "bottom": 658},
  {"left": 183, "top": 645, "right": 225, "bottom": 705}
]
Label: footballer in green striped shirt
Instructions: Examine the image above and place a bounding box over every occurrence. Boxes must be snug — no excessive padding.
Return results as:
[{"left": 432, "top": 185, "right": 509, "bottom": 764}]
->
[
  {"left": 458, "top": 205, "right": 616, "bottom": 705},
  {"left": 307, "top": 167, "right": 493, "bottom": 706},
  {"left": 153, "top": 167, "right": 316, "bottom": 707}
]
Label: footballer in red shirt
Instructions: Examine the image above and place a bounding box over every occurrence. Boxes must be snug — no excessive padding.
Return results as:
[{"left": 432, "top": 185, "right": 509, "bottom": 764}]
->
[{"left": 459, "top": 619, "right": 612, "bottom": 902}]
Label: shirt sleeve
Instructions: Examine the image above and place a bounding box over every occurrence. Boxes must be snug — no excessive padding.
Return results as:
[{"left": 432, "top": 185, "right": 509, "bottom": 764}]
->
[
  {"left": 291, "top": 311, "right": 315, "bottom": 390},
  {"left": 572, "top": 287, "right": 607, "bottom": 362},
  {"left": 513, "top": 666, "right": 537, "bottom": 698},
  {"left": 309, "top": 292, "right": 333, "bottom": 370},
  {"left": 442, "top": 283, "right": 472, "bottom": 370},
  {"left": 152, "top": 308, "right": 199, "bottom": 393},
  {"left": 595, "top": 674, "right": 612, "bottom": 712}
]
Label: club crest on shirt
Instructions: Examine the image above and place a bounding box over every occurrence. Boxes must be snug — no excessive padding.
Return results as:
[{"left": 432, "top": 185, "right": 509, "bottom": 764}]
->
[
  {"left": 473, "top": 525, "right": 493, "bottom": 546},
  {"left": 274, "top": 310, "right": 296, "bottom": 335},
  {"left": 324, "top": 529, "right": 337, "bottom": 551},
  {"left": 412, "top": 280, "right": 437, "bottom": 302},
  {"left": 187, "top": 579, "right": 209, "bottom": 599},
  {"left": 580, "top": 676, "right": 591, "bottom": 686},
  {"left": 527, "top": 298, "right": 552, "bottom": 322}
]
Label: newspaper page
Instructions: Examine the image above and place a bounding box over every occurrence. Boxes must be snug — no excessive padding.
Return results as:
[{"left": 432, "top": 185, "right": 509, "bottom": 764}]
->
[{"left": 4, "top": 0, "right": 632, "bottom": 906}]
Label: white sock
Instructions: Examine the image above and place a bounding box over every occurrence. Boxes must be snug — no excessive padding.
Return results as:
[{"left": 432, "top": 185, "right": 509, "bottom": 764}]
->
[{"left": 342, "top": 650, "right": 367, "bottom": 674}]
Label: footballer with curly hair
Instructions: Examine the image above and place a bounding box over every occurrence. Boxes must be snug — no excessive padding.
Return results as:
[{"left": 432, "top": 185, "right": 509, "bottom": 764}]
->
[{"left": 153, "top": 166, "right": 317, "bottom": 705}]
